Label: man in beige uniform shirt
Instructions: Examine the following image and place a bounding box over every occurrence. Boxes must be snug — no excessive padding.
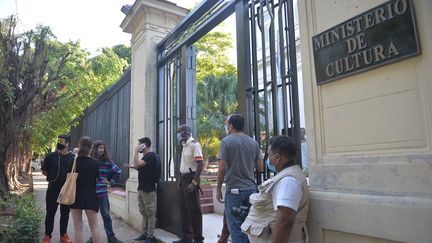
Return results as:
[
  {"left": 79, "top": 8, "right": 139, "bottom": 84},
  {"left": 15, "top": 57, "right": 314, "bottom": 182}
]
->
[{"left": 173, "top": 124, "right": 204, "bottom": 243}]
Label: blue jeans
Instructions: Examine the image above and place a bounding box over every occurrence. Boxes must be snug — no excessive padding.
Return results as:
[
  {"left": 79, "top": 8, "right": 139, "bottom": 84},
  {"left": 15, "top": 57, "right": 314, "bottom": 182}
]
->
[
  {"left": 98, "top": 197, "right": 114, "bottom": 238},
  {"left": 225, "top": 189, "right": 255, "bottom": 243}
]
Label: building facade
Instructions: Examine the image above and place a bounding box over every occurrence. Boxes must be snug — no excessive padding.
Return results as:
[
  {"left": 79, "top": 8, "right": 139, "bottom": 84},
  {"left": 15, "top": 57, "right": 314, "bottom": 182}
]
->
[{"left": 298, "top": 0, "right": 432, "bottom": 242}]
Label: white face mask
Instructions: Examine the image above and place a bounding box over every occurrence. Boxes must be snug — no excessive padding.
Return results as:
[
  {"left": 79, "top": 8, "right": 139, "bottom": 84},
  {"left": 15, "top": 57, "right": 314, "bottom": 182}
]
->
[{"left": 224, "top": 125, "right": 229, "bottom": 135}]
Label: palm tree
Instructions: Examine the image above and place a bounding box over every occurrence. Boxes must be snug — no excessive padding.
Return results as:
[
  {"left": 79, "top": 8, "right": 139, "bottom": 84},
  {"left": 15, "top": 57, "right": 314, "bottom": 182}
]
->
[{"left": 196, "top": 74, "right": 238, "bottom": 163}]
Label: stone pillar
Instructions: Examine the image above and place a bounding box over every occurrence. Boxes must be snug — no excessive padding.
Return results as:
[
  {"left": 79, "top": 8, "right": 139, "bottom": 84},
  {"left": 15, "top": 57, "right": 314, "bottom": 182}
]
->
[
  {"left": 120, "top": 0, "right": 188, "bottom": 230},
  {"left": 298, "top": 0, "right": 432, "bottom": 242}
]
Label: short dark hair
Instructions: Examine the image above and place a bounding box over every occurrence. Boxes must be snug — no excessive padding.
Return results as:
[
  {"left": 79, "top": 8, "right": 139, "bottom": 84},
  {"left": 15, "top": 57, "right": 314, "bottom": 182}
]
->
[
  {"left": 227, "top": 114, "right": 245, "bottom": 131},
  {"left": 178, "top": 124, "right": 192, "bottom": 133},
  {"left": 269, "top": 135, "right": 297, "bottom": 159},
  {"left": 138, "top": 137, "right": 151, "bottom": 148},
  {"left": 58, "top": 134, "right": 71, "bottom": 144}
]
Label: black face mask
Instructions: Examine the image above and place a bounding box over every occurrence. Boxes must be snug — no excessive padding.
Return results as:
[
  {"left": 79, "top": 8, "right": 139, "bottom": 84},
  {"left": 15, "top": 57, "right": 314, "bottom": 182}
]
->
[{"left": 57, "top": 143, "right": 66, "bottom": 150}]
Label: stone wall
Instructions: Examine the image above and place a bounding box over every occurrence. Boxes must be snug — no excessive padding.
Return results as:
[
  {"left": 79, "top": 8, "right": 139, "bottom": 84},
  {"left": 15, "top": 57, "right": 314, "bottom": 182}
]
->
[
  {"left": 120, "top": 0, "right": 188, "bottom": 230},
  {"left": 298, "top": 0, "right": 432, "bottom": 242}
]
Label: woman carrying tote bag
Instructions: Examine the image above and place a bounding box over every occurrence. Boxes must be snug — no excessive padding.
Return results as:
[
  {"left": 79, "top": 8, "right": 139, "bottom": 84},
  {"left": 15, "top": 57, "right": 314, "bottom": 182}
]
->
[{"left": 68, "top": 136, "right": 102, "bottom": 243}]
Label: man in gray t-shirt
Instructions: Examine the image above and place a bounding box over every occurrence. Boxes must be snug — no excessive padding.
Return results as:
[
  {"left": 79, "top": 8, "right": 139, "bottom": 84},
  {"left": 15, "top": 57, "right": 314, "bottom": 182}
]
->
[
  {"left": 217, "top": 114, "right": 263, "bottom": 243},
  {"left": 219, "top": 133, "right": 261, "bottom": 191}
]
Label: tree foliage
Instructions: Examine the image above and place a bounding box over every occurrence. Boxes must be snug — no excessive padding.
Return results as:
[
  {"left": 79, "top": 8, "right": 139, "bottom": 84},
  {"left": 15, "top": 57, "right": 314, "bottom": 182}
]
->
[
  {"left": 0, "top": 16, "right": 128, "bottom": 195},
  {"left": 195, "top": 30, "right": 238, "bottom": 162},
  {"left": 197, "top": 74, "right": 238, "bottom": 160},
  {"left": 111, "top": 44, "right": 131, "bottom": 67},
  {"left": 195, "top": 31, "right": 236, "bottom": 82},
  {"left": 28, "top": 47, "right": 127, "bottom": 155}
]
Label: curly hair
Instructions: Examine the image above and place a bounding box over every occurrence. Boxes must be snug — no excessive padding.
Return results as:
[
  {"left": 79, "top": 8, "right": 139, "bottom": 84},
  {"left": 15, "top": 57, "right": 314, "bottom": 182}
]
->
[{"left": 90, "top": 140, "right": 110, "bottom": 162}]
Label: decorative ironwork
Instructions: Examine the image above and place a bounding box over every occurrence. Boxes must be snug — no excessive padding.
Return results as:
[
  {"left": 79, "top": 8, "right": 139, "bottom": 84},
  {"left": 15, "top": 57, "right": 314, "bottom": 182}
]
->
[
  {"left": 157, "top": 0, "right": 301, "bottom": 183},
  {"left": 246, "top": 0, "right": 302, "bottom": 179}
]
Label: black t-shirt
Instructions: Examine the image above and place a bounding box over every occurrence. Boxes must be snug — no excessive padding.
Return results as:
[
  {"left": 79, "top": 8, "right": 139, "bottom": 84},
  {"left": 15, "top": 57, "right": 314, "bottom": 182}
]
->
[
  {"left": 41, "top": 151, "right": 75, "bottom": 188},
  {"left": 137, "top": 152, "right": 159, "bottom": 192}
]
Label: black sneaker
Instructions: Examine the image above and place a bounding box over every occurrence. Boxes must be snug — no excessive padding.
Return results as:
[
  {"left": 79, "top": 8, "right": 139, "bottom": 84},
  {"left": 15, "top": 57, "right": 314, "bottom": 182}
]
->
[
  {"left": 85, "top": 237, "right": 93, "bottom": 243},
  {"left": 144, "top": 236, "right": 156, "bottom": 243},
  {"left": 108, "top": 235, "right": 123, "bottom": 243},
  {"left": 134, "top": 234, "right": 148, "bottom": 241}
]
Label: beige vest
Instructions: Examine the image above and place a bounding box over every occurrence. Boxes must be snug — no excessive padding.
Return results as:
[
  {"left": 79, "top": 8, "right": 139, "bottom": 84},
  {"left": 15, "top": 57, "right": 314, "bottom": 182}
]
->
[{"left": 241, "top": 165, "right": 309, "bottom": 242}]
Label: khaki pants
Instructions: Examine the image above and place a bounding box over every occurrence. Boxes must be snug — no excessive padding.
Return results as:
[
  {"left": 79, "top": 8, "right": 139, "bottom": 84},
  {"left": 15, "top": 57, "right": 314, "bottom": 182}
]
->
[{"left": 138, "top": 190, "right": 157, "bottom": 237}]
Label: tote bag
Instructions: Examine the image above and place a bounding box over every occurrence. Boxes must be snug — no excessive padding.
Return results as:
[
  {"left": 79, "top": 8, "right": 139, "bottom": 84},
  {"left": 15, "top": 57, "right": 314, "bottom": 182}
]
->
[{"left": 57, "top": 157, "right": 78, "bottom": 205}]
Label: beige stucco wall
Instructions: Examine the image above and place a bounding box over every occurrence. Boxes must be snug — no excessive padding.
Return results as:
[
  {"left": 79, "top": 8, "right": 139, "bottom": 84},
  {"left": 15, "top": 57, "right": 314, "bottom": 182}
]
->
[
  {"left": 120, "top": 0, "right": 188, "bottom": 230},
  {"left": 298, "top": 0, "right": 432, "bottom": 242}
]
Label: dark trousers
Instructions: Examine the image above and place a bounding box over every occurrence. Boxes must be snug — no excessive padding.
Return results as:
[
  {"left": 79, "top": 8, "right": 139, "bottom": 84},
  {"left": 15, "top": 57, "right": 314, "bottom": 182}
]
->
[
  {"left": 45, "top": 185, "right": 70, "bottom": 236},
  {"left": 179, "top": 173, "right": 204, "bottom": 241}
]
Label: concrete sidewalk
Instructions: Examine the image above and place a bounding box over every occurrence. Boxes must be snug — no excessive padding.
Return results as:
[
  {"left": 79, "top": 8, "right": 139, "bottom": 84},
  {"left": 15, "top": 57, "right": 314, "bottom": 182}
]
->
[
  {"left": 34, "top": 171, "right": 224, "bottom": 243},
  {"left": 34, "top": 171, "right": 140, "bottom": 243}
]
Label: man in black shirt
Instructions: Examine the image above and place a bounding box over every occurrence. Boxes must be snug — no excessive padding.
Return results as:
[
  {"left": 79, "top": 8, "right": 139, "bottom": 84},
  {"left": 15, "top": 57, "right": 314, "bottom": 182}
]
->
[
  {"left": 41, "top": 134, "right": 75, "bottom": 243},
  {"left": 126, "top": 137, "right": 160, "bottom": 243}
]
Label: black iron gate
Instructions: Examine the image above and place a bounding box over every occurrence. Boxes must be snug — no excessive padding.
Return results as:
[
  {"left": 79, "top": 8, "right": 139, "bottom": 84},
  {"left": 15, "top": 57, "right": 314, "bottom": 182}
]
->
[
  {"left": 247, "top": 0, "right": 302, "bottom": 180},
  {"left": 156, "top": 0, "right": 300, "bottom": 235}
]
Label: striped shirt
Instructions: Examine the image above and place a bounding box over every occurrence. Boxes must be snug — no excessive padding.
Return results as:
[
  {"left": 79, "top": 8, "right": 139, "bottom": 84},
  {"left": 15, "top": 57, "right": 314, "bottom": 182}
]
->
[{"left": 96, "top": 160, "right": 121, "bottom": 199}]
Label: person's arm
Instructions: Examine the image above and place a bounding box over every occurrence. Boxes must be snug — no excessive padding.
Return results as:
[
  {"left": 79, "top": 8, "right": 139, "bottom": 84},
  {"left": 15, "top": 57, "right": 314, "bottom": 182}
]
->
[
  {"left": 187, "top": 142, "right": 204, "bottom": 192},
  {"left": 217, "top": 141, "right": 228, "bottom": 203},
  {"left": 216, "top": 159, "right": 227, "bottom": 203},
  {"left": 271, "top": 206, "right": 297, "bottom": 243},
  {"left": 187, "top": 161, "right": 203, "bottom": 192},
  {"left": 41, "top": 154, "right": 49, "bottom": 176},
  {"left": 271, "top": 177, "right": 303, "bottom": 242},
  {"left": 133, "top": 145, "right": 146, "bottom": 169},
  {"left": 109, "top": 161, "right": 122, "bottom": 185},
  {"left": 255, "top": 143, "right": 264, "bottom": 173},
  {"left": 255, "top": 158, "right": 264, "bottom": 173}
]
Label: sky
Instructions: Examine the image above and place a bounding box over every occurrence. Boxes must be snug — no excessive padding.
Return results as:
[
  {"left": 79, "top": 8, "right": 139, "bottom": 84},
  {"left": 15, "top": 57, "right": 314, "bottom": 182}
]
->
[
  {"left": 0, "top": 0, "right": 303, "bottom": 125},
  {"left": 0, "top": 0, "right": 203, "bottom": 53}
]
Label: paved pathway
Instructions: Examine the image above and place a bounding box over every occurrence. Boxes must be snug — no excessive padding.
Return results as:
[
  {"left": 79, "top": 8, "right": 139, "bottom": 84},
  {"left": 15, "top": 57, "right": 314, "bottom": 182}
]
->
[
  {"left": 34, "top": 171, "right": 140, "bottom": 243},
  {"left": 34, "top": 171, "right": 223, "bottom": 243}
]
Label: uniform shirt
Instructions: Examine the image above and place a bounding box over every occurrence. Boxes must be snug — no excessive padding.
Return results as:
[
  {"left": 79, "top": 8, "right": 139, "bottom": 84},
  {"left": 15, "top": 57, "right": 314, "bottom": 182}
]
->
[
  {"left": 180, "top": 137, "right": 203, "bottom": 174},
  {"left": 271, "top": 176, "right": 302, "bottom": 211},
  {"left": 96, "top": 160, "right": 121, "bottom": 199}
]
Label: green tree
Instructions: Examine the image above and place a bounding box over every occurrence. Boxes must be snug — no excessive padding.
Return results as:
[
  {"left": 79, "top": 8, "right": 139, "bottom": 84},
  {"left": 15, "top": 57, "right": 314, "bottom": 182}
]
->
[
  {"left": 0, "top": 16, "right": 128, "bottom": 196},
  {"left": 195, "top": 30, "right": 238, "bottom": 163},
  {"left": 197, "top": 74, "right": 238, "bottom": 162},
  {"left": 111, "top": 44, "right": 131, "bottom": 67},
  {"left": 28, "top": 47, "right": 128, "bottom": 155},
  {"left": 195, "top": 31, "right": 236, "bottom": 82},
  {"left": 0, "top": 17, "right": 89, "bottom": 195}
]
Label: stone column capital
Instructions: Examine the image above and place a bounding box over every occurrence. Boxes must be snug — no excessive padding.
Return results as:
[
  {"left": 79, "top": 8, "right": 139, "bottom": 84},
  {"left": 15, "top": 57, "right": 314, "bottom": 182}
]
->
[{"left": 121, "top": 0, "right": 189, "bottom": 38}]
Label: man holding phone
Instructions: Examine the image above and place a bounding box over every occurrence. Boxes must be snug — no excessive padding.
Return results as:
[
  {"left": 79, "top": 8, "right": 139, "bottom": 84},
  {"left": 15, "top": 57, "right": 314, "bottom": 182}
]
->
[{"left": 125, "top": 137, "right": 161, "bottom": 243}]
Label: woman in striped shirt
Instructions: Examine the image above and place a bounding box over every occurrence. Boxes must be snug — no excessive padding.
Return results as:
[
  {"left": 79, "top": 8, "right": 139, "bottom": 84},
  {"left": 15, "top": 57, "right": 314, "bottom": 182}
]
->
[{"left": 87, "top": 140, "right": 123, "bottom": 243}]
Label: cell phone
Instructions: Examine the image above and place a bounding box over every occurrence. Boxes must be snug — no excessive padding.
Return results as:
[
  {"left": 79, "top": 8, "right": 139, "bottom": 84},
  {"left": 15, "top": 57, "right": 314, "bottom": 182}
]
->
[{"left": 139, "top": 143, "right": 146, "bottom": 152}]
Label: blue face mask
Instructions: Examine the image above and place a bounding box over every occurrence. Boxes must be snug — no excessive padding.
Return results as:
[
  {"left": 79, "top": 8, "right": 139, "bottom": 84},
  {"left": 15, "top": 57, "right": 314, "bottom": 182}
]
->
[
  {"left": 177, "top": 133, "right": 183, "bottom": 144},
  {"left": 266, "top": 158, "right": 276, "bottom": 172}
]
